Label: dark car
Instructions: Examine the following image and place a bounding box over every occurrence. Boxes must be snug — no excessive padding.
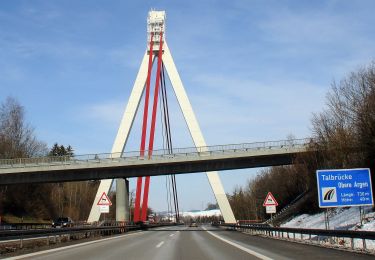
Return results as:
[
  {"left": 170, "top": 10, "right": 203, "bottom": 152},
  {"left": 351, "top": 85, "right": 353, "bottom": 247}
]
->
[
  {"left": 189, "top": 222, "right": 198, "bottom": 227},
  {"left": 52, "top": 217, "right": 74, "bottom": 228}
]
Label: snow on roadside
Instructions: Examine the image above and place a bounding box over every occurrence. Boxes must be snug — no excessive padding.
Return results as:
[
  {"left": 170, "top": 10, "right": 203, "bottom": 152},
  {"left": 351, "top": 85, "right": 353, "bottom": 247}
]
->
[
  {"left": 282, "top": 206, "right": 375, "bottom": 231},
  {"left": 281, "top": 206, "right": 375, "bottom": 250},
  {"left": 181, "top": 209, "right": 221, "bottom": 218}
]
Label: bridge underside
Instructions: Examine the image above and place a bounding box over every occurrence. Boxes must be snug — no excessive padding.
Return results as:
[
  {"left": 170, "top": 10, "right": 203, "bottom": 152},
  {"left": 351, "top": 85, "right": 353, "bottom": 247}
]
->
[{"left": 0, "top": 152, "right": 309, "bottom": 185}]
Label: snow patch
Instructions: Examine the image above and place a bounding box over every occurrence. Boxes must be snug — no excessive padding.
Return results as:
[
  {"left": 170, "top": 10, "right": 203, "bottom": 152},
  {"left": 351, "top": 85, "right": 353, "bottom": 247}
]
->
[{"left": 282, "top": 206, "right": 375, "bottom": 250}]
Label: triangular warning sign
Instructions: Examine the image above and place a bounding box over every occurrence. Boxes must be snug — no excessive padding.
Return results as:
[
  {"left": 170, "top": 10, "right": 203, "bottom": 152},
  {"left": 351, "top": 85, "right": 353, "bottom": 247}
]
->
[
  {"left": 263, "top": 192, "right": 278, "bottom": 206},
  {"left": 97, "top": 192, "right": 112, "bottom": 206}
]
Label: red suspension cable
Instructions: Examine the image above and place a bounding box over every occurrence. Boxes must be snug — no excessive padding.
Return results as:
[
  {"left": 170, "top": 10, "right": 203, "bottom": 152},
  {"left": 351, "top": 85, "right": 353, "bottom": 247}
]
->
[
  {"left": 141, "top": 32, "right": 164, "bottom": 221},
  {"left": 133, "top": 32, "right": 154, "bottom": 223}
]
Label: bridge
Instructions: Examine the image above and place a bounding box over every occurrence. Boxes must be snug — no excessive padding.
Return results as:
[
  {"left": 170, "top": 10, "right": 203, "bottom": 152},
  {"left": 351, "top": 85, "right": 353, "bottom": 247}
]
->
[{"left": 0, "top": 138, "right": 312, "bottom": 185}]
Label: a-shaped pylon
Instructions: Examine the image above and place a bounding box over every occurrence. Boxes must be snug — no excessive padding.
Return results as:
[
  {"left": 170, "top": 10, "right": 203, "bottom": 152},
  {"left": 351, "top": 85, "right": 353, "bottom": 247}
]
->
[{"left": 88, "top": 10, "right": 236, "bottom": 224}]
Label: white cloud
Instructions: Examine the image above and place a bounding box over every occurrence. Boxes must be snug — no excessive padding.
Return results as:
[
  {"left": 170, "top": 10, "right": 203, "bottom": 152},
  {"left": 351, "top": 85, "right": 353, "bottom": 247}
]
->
[
  {"left": 186, "top": 74, "right": 327, "bottom": 143},
  {"left": 259, "top": 11, "right": 348, "bottom": 45},
  {"left": 83, "top": 100, "right": 125, "bottom": 125},
  {"left": 108, "top": 45, "right": 145, "bottom": 69}
]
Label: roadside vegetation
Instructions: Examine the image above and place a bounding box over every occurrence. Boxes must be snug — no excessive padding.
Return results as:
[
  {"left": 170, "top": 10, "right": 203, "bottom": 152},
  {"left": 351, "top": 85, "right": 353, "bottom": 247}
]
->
[
  {"left": 0, "top": 97, "right": 98, "bottom": 222},
  {"left": 229, "top": 62, "right": 375, "bottom": 221}
]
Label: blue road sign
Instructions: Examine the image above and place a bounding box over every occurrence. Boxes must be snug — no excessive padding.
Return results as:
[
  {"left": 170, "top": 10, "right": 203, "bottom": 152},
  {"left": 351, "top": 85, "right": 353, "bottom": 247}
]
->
[{"left": 317, "top": 168, "right": 373, "bottom": 208}]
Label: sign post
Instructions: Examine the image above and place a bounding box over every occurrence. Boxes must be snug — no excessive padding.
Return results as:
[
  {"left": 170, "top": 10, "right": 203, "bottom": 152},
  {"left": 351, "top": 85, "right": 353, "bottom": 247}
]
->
[
  {"left": 97, "top": 192, "right": 112, "bottom": 220},
  {"left": 316, "top": 168, "right": 373, "bottom": 228},
  {"left": 263, "top": 192, "right": 278, "bottom": 224}
]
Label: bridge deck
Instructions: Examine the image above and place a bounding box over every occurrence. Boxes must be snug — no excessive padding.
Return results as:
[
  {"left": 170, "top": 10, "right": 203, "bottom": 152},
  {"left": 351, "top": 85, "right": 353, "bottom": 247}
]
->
[{"left": 0, "top": 139, "right": 312, "bottom": 184}]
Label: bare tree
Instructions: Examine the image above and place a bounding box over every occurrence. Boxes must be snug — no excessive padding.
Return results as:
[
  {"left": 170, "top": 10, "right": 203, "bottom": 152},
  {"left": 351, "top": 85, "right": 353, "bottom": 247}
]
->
[
  {"left": 0, "top": 97, "right": 49, "bottom": 219},
  {"left": 0, "top": 97, "right": 47, "bottom": 158}
]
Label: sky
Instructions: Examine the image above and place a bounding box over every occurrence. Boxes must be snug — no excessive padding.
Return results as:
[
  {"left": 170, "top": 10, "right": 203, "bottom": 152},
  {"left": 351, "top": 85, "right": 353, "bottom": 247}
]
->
[{"left": 1, "top": 1, "right": 375, "bottom": 212}]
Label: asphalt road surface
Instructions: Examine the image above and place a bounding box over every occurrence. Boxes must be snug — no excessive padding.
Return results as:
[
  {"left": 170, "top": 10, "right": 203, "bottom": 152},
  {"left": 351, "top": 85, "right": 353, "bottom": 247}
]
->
[{"left": 7, "top": 225, "right": 374, "bottom": 260}]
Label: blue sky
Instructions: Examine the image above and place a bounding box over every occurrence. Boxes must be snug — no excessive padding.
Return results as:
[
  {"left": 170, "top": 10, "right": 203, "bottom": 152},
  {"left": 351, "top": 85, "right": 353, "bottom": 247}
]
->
[{"left": 1, "top": 1, "right": 375, "bottom": 212}]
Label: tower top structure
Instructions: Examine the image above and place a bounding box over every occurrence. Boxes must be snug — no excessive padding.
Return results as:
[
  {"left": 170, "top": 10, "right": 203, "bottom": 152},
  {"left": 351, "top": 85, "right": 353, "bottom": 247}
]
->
[{"left": 147, "top": 10, "right": 166, "bottom": 51}]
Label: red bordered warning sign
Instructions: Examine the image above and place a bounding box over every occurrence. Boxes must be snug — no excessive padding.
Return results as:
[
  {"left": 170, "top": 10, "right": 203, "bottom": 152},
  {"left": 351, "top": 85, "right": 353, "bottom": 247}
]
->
[
  {"left": 263, "top": 192, "right": 278, "bottom": 206},
  {"left": 97, "top": 192, "right": 112, "bottom": 206}
]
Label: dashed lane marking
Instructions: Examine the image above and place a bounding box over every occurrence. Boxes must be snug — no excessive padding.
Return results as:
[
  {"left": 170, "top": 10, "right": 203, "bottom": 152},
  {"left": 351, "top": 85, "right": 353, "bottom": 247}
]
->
[{"left": 156, "top": 241, "right": 165, "bottom": 248}]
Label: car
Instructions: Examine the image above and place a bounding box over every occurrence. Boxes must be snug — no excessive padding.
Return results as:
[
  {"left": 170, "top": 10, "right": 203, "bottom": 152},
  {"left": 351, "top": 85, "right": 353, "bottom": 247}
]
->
[
  {"left": 189, "top": 222, "right": 198, "bottom": 227},
  {"left": 52, "top": 217, "right": 74, "bottom": 228}
]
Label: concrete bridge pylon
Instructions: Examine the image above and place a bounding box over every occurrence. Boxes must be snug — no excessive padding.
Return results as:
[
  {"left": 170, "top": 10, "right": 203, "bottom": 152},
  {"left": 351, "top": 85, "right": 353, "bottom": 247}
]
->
[{"left": 87, "top": 10, "right": 236, "bottom": 224}]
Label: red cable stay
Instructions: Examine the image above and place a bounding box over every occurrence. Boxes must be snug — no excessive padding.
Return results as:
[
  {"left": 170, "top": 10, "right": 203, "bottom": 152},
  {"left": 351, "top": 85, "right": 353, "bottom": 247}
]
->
[
  {"left": 133, "top": 32, "right": 164, "bottom": 222},
  {"left": 141, "top": 32, "right": 164, "bottom": 222},
  {"left": 133, "top": 32, "right": 154, "bottom": 223},
  {"left": 133, "top": 31, "right": 180, "bottom": 223}
]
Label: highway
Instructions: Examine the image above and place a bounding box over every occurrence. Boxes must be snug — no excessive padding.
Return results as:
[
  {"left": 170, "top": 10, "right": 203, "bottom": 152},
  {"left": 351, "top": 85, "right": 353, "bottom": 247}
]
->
[{"left": 7, "top": 225, "right": 373, "bottom": 260}]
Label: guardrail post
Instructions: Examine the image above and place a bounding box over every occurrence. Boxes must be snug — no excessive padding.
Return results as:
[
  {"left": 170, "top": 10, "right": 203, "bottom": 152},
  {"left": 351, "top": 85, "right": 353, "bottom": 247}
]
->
[
  {"left": 20, "top": 238, "right": 23, "bottom": 249},
  {"left": 329, "top": 236, "right": 333, "bottom": 245},
  {"left": 362, "top": 239, "right": 367, "bottom": 251},
  {"left": 46, "top": 236, "right": 49, "bottom": 246},
  {"left": 350, "top": 238, "right": 354, "bottom": 250}
]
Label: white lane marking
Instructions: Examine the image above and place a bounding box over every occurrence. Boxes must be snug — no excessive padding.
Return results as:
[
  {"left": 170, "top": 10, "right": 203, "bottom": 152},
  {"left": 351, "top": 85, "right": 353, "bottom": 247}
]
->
[
  {"left": 203, "top": 227, "right": 273, "bottom": 260},
  {"left": 6, "top": 231, "right": 145, "bottom": 260},
  {"left": 156, "top": 241, "right": 165, "bottom": 248},
  {"left": 169, "top": 233, "right": 175, "bottom": 237}
]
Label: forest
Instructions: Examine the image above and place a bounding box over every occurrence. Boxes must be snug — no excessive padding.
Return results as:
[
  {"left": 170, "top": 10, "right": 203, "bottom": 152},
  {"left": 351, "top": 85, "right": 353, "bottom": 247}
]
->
[
  {"left": 0, "top": 97, "right": 99, "bottom": 222},
  {"left": 229, "top": 62, "right": 375, "bottom": 221}
]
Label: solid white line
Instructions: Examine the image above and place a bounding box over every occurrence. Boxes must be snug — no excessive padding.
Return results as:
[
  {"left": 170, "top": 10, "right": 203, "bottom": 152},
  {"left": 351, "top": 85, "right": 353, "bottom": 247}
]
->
[
  {"left": 6, "top": 231, "right": 144, "bottom": 260},
  {"left": 203, "top": 227, "right": 273, "bottom": 260},
  {"left": 156, "top": 241, "right": 164, "bottom": 248}
]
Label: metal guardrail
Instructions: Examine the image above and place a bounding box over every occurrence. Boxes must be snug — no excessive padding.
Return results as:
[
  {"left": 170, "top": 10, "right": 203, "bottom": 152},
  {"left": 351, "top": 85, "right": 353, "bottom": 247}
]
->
[
  {"left": 0, "top": 225, "right": 134, "bottom": 241},
  {"left": 0, "top": 138, "right": 312, "bottom": 170},
  {"left": 0, "top": 222, "right": 179, "bottom": 241},
  {"left": 0, "top": 223, "right": 51, "bottom": 230},
  {"left": 220, "top": 223, "right": 375, "bottom": 252},
  {"left": 0, "top": 222, "right": 179, "bottom": 256}
]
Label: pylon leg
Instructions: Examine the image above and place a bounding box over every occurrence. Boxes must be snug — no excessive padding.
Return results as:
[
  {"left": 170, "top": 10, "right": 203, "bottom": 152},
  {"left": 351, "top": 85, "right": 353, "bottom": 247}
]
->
[
  {"left": 116, "top": 178, "right": 128, "bottom": 221},
  {"left": 162, "top": 43, "right": 236, "bottom": 223},
  {"left": 88, "top": 51, "right": 155, "bottom": 223}
]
